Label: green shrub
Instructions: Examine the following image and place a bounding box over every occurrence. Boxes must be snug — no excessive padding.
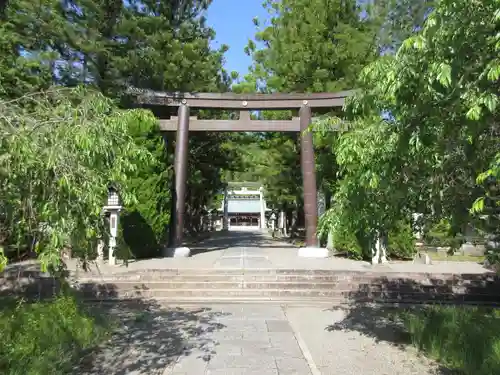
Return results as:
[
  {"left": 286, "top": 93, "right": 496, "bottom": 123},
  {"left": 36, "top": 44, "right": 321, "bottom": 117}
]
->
[
  {"left": 332, "top": 228, "right": 364, "bottom": 259},
  {"left": 387, "top": 220, "right": 417, "bottom": 259},
  {"left": 331, "top": 220, "right": 416, "bottom": 260},
  {"left": 397, "top": 305, "right": 500, "bottom": 375},
  {"left": 424, "top": 219, "right": 463, "bottom": 250},
  {"left": 0, "top": 295, "right": 112, "bottom": 375}
]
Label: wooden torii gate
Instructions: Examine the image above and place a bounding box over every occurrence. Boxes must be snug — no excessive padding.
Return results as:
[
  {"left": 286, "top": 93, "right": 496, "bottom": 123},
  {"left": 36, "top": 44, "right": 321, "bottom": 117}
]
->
[{"left": 132, "top": 90, "right": 353, "bottom": 251}]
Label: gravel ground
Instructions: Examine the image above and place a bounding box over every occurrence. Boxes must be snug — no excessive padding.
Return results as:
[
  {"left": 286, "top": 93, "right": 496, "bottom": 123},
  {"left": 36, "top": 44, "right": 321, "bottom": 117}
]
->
[
  {"left": 285, "top": 305, "right": 447, "bottom": 375},
  {"left": 74, "top": 302, "right": 448, "bottom": 375}
]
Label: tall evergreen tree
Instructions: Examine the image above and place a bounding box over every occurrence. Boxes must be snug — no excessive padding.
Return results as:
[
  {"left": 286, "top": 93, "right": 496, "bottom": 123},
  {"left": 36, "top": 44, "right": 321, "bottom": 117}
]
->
[
  {"left": 232, "top": 0, "right": 380, "bottom": 234},
  {"left": 0, "top": 0, "right": 238, "bottom": 257}
]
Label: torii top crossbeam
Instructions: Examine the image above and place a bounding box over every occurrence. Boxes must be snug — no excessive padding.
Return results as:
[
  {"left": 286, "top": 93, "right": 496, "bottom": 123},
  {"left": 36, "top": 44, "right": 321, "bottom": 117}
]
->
[
  {"left": 131, "top": 89, "right": 354, "bottom": 110},
  {"left": 131, "top": 89, "right": 354, "bottom": 132}
]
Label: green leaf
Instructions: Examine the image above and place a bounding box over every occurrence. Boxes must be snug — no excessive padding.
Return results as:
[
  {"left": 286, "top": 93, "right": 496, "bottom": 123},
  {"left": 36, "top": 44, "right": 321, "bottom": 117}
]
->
[
  {"left": 436, "top": 63, "right": 452, "bottom": 87},
  {"left": 413, "top": 35, "right": 427, "bottom": 50},
  {"left": 471, "top": 197, "right": 485, "bottom": 213},
  {"left": 487, "top": 63, "right": 500, "bottom": 81},
  {"left": 482, "top": 93, "right": 498, "bottom": 113},
  {"left": 466, "top": 105, "right": 482, "bottom": 120},
  {"left": 0, "top": 247, "right": 6, "bottom": 272}
]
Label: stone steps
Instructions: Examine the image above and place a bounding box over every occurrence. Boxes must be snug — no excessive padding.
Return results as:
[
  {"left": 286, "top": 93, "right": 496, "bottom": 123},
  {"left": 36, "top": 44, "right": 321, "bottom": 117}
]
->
[
  {"left": 75, "top": 286, "right": 500, "bottom": 304},
  {"left": 75, "top": 274, "right": 356, "bottom": 282},
  {"left": 78, "top": 281, "right": 347, "bottom": 289},
  {"left": 3, "top": 268, "right": 500, "bottom": 305},
  {"left": 73, "top": 269, "right": 500, "bottom": 305}
]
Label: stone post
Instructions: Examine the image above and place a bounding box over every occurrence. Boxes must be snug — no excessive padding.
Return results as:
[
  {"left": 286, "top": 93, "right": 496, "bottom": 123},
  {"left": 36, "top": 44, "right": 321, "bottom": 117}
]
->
[
  {"left": 97, "top": 240, "right": 104, "bottom": 261},
  {"left": 316, "top": 191, "right": 326, "bottom": 245},
  {"left": 279, "top": 210, "right": 286, "bottom": 236},
  {"left": 259, "top": 187, "right": 266, "bottom": 229},
  {"left": 372, "top": 231, "right": 388, "bottom": 264},
  {"left": 326, "top": 231, "right": 334, "bottom": 251},
  {"left": 108, "top": 210, "right": 120, "bottom": 266},
  {"left": 223, "top": 187, "right": 229, "bottom": 231}
]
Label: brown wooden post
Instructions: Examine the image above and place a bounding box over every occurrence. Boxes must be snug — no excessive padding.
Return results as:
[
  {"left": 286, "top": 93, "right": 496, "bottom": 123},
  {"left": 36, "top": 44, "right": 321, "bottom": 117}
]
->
[
  {"left": 173, "top": 103, "right": 190, "bottom": 247},
  {"left": 299, "top": 104, "right": 318, "bottom": 247}
]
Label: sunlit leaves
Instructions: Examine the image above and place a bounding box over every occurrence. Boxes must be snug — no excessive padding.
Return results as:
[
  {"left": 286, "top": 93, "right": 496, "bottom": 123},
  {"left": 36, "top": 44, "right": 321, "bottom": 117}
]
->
[
  {"left": 482, "top": 93, "right": 499, "bottom": 113},
  {"left": 328, "top": 0, "right": 500, "bottom": 261},
  {"left": 486, "top": 63, "right": 500, "bottom": 81},
  {"left": 316, "top": 115, "right": 408, "bottom": 257},
  {"left": 245, "top": 0, "right": 378, "bottom": 93},
  {"left": 435, "top": 62, "right": 452, "bottom": 87},
  {"left": 466, "top": 105, "right": 483, "bottom": 121},
  {"left": 471, "top": 197, "right": 485, "bottom": 214},
  {"left": 494, "top": 7, "right": 500, "bottom": 21},
  {"left": 0, "top": 87, "right": 158, "bottom": 272},
  {"left": 399, "top": 34, "right": 427, "bottom": 53},
  {"left": 0, "top": 247, "right": 6, "bottom": 272}
]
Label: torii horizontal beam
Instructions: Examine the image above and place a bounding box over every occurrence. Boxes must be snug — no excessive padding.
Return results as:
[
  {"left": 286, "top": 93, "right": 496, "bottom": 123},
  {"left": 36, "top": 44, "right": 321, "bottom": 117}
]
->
[
  {"left": 131, "top": 89, "right": 354, "bottom": 110},
  {"left": 160, "top": 116, "right": 301, "bottom": 132},
  {"left": 159, "top": 116, "right": 350, "bottom": 132}
]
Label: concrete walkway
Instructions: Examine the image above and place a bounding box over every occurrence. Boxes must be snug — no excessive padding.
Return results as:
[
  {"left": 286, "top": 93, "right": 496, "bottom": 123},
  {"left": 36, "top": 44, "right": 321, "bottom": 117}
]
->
[
  {"left": 77, "top": 302, "right": 445, "bottom": 375},
  {"left": 67, "top": 228, "right": 489, "bottom": 276}
]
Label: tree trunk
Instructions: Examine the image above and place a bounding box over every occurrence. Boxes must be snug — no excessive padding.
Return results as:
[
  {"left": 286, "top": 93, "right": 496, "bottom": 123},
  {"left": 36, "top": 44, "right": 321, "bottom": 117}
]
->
[{"left": 325, "top": 189, "right": 332, "bottom": 210}]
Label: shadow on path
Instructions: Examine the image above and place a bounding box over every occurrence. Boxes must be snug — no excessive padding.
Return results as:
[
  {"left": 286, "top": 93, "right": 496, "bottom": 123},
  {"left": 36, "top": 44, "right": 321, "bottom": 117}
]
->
[
  {"left": 77, "top": 301, "right": 229, "bottom": 375},
  {"left": 323, "top": 274, "right": 500, "bottom": 375},
  {"left": 324, "top": 304, "right": 461, "bottom": 375},
  {"left": 0, "top": 263, "right": 230, "bottom": 375},
  {"left": 189, "top": 230, "right": 297, "bottom": 256}
]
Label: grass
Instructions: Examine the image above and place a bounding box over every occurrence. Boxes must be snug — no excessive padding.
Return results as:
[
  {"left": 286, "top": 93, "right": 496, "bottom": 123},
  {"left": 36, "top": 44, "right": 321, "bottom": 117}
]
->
[
  {"left": 0, "top": 294, "right": 113, "bottom": 375},
  {"left": 428, "top": 252, "right": 485, "bottom": 262},
  {"left": 393, "top": 305, "right": 500, "bottom": 375}
]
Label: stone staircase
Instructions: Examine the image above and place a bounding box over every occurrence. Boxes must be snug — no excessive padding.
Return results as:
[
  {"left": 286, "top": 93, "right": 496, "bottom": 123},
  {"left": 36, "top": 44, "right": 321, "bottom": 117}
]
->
[
  {"left": 68, "top": 269, "right": 500, "bottom": 305},
  {"left": 3, "top": 266, "right": 500, "bottom": 305}
]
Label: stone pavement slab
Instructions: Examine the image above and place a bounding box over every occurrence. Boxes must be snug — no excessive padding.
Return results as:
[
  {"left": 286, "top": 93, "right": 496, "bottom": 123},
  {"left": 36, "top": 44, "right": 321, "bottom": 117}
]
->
[{"left": 163, "top": 304, "right": 312, "bottom": 375}]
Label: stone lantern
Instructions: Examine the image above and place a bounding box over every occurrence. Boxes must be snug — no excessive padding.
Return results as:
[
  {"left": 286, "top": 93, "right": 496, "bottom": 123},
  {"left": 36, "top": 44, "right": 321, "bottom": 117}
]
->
[{"left": 101, "top": 185, "right": 122, "bottom": 265}]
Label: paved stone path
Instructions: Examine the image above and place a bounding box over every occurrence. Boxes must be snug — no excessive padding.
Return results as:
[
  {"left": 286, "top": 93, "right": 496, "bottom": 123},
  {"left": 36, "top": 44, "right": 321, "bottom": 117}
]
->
[
  {"left": 65, "top": 229, "right": 489, "bottom": 275},
  {"left": 77, "top": 302, "right": 445, "bottom": 375}
]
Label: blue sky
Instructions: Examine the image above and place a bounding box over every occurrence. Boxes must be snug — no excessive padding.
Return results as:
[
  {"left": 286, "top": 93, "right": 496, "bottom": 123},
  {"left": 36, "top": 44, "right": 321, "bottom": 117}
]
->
[{"left": 206, "top": 0, "right": 270, "bottom": 77}]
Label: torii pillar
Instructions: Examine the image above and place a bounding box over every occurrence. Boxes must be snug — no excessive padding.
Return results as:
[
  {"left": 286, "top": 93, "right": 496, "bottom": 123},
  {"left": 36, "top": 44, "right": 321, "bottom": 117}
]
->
[
  {"left": 297, "top": 103, "right": 328, "bottom": 257},
  {"left": 169, "top": 102, "right": 190, "bottom": 257}
]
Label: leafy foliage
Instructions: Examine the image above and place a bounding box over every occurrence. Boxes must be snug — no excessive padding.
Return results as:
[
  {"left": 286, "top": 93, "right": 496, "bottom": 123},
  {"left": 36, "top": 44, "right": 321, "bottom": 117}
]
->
[
  {"left": 0, "top": 0, "right": 238, "bottom": 260},
  {"left": 317, "top": 116, "right": 414, "bottom": 258},
  {"left": 318, "top": 0, "right": 499, "bottom": 260},
  {"left": 231, "top": 0, "right": 383, "bottom": 234},
  {"left": 0, "top": 88, "right": 158, "bottom": 271},
  {"left": 387, "top": 221, "right": 417, "bottom": 259}
]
